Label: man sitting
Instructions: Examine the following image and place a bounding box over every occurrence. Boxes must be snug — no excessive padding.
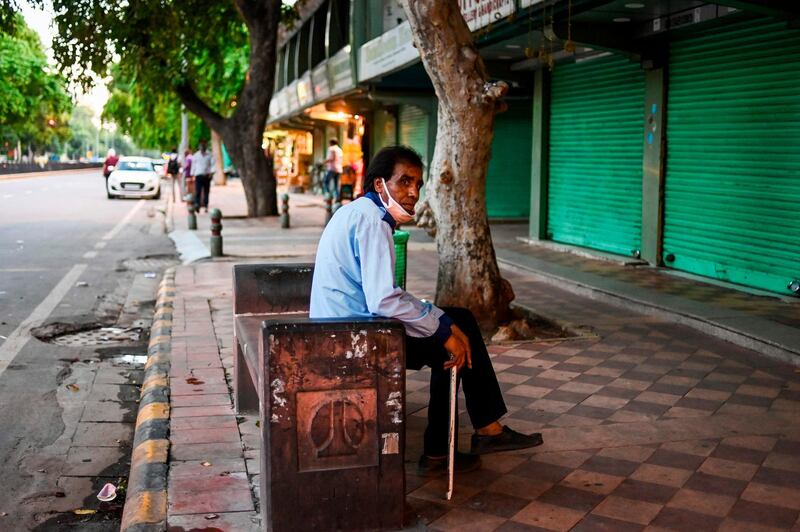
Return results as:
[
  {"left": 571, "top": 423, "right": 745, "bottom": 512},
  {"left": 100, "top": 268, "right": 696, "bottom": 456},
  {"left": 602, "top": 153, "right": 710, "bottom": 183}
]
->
[{"left": 310, "top": 145, "right": 543, "bottom": 475}]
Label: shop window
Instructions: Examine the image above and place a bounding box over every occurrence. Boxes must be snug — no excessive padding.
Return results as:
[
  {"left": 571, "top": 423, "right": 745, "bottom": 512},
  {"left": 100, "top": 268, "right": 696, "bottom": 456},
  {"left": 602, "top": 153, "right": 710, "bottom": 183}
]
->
[
  {"left": 297, "top": 23, "right": 310, "bottom": 75},
  {"left": 311, "top": 1, "right": 327, "bottom": 65},
  {"left": 327, "top": 0, "right": 350, "bottom": 56},
  {"left": 286, "top": 35, "right": 298, "bottom": 83},
  {"left": 275, "top": 47, "right": 287, "bottom": 89}
]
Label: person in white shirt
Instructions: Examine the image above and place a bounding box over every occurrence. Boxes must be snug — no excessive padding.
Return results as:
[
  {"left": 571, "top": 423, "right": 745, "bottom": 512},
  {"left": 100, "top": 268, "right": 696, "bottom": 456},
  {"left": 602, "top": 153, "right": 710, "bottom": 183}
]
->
[
  {"left": 323, "top": 139, "right": 344, "bottom": 201},
  {"left": 191, "top": 141, "right": 215, "bottom": 213}
]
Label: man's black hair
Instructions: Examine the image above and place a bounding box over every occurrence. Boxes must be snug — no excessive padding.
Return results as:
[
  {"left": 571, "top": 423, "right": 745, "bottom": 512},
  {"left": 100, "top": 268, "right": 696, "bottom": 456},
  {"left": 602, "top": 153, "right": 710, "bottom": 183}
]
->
[
  {"left": 363, "top": 145, "right": 424, "bottom": 193},
  {"left": 329, "top": 139, "right": 339, "bottom": 146}
]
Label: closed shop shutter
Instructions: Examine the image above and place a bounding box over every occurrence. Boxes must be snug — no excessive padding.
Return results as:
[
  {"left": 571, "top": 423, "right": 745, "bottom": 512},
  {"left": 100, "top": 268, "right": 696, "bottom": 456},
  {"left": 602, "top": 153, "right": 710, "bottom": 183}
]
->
[
  {"left": 486, "top": 100, "right": 532, "bottom": 219},
  {"left": 547, "top": 55, "right": 645, "bottom": 256},
  {"left": 372, "top": 109, "right": 397, "bottom": 154},
  {"left": 398, "top": 105, "right": 429, "bottom": 173},
  {"left": 663, "top": 19, "right": 800, "bottom": 296}
]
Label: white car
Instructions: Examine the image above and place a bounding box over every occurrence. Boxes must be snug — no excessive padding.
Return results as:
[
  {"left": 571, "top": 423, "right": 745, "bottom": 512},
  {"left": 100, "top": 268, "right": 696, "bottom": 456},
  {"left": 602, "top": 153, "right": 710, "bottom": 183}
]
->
[{"left": 107, "top": 156, "right": 161, "bottom": 199}]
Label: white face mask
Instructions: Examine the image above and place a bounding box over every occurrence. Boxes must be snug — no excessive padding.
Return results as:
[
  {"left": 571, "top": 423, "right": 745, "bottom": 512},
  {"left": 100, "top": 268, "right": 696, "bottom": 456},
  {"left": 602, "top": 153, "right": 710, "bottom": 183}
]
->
[{"left": 378, "top": 178, "right": 414, "bottom": 225}]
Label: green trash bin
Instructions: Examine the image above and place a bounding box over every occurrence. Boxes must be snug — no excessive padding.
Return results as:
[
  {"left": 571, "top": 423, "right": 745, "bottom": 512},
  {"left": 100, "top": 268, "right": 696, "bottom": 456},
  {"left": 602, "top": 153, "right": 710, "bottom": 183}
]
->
[{"left": 393, "top": 230, "right": 409, "bottom": 290}]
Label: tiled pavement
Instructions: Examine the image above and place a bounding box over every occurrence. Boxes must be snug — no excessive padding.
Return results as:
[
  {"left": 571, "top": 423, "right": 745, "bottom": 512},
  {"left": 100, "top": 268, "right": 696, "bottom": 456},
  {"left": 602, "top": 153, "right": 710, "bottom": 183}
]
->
[
  {"left": 164, "top": 253, "right": 800, "bottom": 531},
  {"left": 163, "top": 184, "right": 800, "bottom": 531}
]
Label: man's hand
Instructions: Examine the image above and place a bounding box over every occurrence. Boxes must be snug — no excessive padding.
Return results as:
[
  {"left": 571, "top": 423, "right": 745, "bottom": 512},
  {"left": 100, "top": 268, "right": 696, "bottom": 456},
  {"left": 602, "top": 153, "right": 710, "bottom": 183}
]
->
[{"left": 443, "top": 324, "right": 472, "bottom": 371}]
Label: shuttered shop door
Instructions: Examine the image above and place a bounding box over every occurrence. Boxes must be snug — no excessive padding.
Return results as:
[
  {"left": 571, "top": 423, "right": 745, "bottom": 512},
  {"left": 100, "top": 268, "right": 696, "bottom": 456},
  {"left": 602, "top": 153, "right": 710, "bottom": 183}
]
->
[
  {"left": 663, "top": 20, "right": 800, "bottom": 296},
  {"left": 398, "top": 105, "right": 428, "bottom": 171},
  {"left": 547, "top": 55, "right": 645, "bottom": 256},
  {"left": 486, "top": 100, "right": 532, "bottom": 219}
]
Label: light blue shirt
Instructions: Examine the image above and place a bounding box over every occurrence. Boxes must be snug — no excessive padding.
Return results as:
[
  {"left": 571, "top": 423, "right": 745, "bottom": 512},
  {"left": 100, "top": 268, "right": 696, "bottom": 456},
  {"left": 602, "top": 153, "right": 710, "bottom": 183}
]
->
[{"left": 310, "top": 193, "right": 452, "bottom": 343}]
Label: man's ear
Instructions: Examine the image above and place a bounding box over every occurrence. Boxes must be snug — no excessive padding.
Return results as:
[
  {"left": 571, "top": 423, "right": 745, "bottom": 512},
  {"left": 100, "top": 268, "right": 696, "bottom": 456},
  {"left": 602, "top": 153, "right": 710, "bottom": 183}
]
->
[{"left": 373, "top": 178, "right": 384, "bottom": 194}]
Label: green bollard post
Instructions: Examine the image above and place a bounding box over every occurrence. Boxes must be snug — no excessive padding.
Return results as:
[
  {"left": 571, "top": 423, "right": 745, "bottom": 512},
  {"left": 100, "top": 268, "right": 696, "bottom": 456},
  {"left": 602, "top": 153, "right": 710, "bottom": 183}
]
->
[
  {"left": 210, "top": 208, "right": 223, "bottom": 257},
  {"left": 393, "top": 230, "right": 409, "bottom": 290},
  {"left": 280, "top": 193, "right": 290, "bottom": 229}
]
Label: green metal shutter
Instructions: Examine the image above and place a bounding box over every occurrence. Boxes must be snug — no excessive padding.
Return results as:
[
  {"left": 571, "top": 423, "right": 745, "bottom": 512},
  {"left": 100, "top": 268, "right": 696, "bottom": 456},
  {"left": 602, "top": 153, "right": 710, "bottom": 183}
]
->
[
  {"left": 398, "top": 105, "right": 429, "bottom": 169},
  {"left": 547, "top": 55, "right": 645, "bottom": 256},
  {"left": 486, "top": 100, "right": 532, "bottom": 219},
  {"left": 663, "top": 19, "right": 800, "bottom": 296}
]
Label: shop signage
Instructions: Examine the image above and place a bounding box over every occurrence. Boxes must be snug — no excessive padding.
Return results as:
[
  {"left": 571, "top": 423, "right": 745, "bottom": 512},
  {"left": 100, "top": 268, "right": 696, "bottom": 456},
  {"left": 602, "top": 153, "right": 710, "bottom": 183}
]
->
[
  {"left": 358, "top": 21, "right": 417, "bottom": 82},
  {"left": 459, "top": 0, "right": 515, "bottom": 31},
  {"left": 311, "top": 61, "right": 331, "bottom": 102},
  {"left": 296, "top": 71, "right": 313, "bottom": 107},
  {"left": 269, "top": 87, "right": 289, "bottom": 119},
  {"left": 328, "top": 45, "right": 355, "bottom": 95},
  {"left": 520, "top": 0, "right": 545, "bottom": 7},
  {"left": 269, "top": 94, "right": 280, "bottom": 119},
  {"left": 286, "top": 80, "right": 301, "bottom": 113},
  {"left": 359, "top": 1, "right": 515, "bottom": 82}
]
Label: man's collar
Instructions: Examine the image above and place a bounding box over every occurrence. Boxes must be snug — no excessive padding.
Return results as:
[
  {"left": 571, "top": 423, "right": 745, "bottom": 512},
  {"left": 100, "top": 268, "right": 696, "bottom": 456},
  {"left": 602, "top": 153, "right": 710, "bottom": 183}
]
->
[{"left": 365, "top": 191, "right": 396, "bottom": 230}]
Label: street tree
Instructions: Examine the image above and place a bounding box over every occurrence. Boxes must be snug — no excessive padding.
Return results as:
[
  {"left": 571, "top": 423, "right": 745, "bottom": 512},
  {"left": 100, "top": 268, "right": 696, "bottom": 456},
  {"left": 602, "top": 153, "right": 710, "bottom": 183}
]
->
[
  {"left": 0, "top": 14, "right": 72, "bottom": 156},
  {"left": 103, "top": 65, "right": 210, "bottom": 151},
  {"left": 398, "top": 0, "right": 514, "bottom": 329},
  {"left": 48, "top": 0, "right": 292, "bottom": 216}
]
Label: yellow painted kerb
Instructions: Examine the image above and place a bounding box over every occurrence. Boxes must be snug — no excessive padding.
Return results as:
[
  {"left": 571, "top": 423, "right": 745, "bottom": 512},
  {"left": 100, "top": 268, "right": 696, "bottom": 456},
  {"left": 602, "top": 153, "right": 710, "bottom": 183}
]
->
[
  {"left": 121, "top": 490, "right": 167, "bottom": 528},
  {"left": 136, "top": 402, "right": 169, "bottom": 425},
  {"left": 141, "top": 375, "right": 168, "bottom": 392},
  {"left": 131, "top": 439, "right": 169, "bottom": 466}
]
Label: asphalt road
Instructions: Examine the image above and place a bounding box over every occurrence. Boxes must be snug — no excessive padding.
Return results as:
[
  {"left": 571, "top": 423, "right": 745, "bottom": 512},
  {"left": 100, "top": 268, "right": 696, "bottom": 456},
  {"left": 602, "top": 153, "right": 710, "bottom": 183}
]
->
[{"left": 0, "top": 169, "right": 176, "bottom": 530}]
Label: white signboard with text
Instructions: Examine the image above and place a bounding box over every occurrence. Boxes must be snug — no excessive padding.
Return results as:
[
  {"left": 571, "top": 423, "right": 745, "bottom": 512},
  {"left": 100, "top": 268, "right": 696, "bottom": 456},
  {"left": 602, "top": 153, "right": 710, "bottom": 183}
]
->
[
  {"left": 459, "top": 0, "right": 515, "bottom": 31},
  {"left": 296, "top": 71, "right": 313, "bottom": 107},
  {"left": 358, "top": 21, "right": 417, "bottom": 82},
  {"left": 328, "top": 46, "right": 355, "bottom": 95},
  {"left": 311, "top": 61, "right": 330, "bottom": 102},
  {"left": 520, "top": 0, "right": 545, "bottom": 8}
]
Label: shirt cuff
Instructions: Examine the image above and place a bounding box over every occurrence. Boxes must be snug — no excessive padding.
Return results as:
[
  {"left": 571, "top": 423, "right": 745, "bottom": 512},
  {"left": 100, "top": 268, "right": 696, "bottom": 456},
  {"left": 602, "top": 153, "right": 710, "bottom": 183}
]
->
[{"left": 432, "top": 313, "right": 454, "bottom": 345}]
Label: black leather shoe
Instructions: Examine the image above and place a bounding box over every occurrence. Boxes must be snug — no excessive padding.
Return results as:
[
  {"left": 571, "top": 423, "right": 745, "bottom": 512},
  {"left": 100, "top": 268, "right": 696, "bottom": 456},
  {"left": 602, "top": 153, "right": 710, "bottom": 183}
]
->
[
  {"left": 417, "top": 451, "right": 481, "bottom": 477},
  {"left": 470, "top": 426, "right": 544, "bottom": 455}
]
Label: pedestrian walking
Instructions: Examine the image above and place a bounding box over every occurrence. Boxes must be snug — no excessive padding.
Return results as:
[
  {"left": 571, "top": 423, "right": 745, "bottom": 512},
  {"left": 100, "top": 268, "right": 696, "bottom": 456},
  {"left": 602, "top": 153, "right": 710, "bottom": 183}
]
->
[
  {"left": 166, "top": 147, "right": 180, "bottom": 203},
  {"left": 182, "top": 148, "right": 193, "bottom": 201},
  {"left": 191, "top": 141, "right": 214, "bottom": 213},
  {"left": 323, "top": 139, "right": 343, "bottom": 201},
  {"left": 102, "top": 148, "right": 119, "bottom": 186},
  {"left": 309, "top": 145, "right": 543, "bottom": 478}
]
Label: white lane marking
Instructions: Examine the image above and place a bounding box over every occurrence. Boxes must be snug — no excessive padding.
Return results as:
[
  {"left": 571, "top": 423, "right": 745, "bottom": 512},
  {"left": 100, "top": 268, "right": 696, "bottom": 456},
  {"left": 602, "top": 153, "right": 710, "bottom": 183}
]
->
[
  {"left": 101, "top": 199, "right": 144, "bottom": 241},
  {"left": 0, "top": 263, "right": 87, "bottom": 378},
  {"left": 82, "top": 250, "right": 98, "bottom": 259},
  {"left": 94, "top": 242, "right": 106, "bottom": 249}
]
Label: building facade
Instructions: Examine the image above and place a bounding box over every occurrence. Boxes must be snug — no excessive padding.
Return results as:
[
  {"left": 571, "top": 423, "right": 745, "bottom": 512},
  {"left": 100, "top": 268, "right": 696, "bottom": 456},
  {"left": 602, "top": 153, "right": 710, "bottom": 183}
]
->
[{"left": 268, "top": 0, "right": 799, "bottom": 298}]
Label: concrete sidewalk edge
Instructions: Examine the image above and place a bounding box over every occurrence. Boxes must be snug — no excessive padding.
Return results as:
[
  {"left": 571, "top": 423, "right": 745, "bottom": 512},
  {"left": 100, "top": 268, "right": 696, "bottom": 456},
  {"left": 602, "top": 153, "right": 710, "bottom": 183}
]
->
[
  {"left": 120, "top": 269, "right": 175, "bottom": 532},
  {"left": 169, "top": 230, "right": 211, "bottom": 264},
  {"left": 498, "top": 257, "right": 799, "bottom": 365}
]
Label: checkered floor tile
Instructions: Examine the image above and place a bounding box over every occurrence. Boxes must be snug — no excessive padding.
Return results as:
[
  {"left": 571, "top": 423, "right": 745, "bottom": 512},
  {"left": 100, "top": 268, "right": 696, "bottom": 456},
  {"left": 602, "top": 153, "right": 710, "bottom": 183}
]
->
[{"left": 403, "top": 250, "right": 800, "bottom": 531}]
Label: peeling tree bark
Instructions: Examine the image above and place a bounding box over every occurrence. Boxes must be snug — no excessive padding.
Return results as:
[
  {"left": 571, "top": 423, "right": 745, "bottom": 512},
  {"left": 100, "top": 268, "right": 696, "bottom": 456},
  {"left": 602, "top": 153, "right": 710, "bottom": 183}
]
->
[
  {"left": 399, "top": 0, "right": 514, "bottom": 329},
  {"left": 176, "top": 0, "right": 280, "bottom": 217},
  {"left": 211, "top": 130, "right": 226, "bottom": 186}
]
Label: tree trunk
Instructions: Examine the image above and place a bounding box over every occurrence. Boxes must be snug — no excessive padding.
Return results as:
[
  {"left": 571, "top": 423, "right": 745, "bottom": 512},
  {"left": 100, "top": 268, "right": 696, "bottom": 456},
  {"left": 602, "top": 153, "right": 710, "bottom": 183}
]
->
[
  {"left": 175, "top": 0, "right": 280, "bottom": 217},
  {"left": 221, "top": 117, "right": 276, "bottom": 216},
  {"left": 211, "top": 129, "right": 227, "bottom": 186},
  {"left": 399, "top": 0, "right": 514, "bottom": 329}
]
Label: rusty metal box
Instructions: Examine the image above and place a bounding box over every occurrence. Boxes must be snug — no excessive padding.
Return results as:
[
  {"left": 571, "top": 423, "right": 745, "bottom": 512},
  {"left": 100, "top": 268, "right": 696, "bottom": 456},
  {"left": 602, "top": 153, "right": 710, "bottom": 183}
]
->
[{"left": 260, "top": 318, "right": 406, "bottom": 531}]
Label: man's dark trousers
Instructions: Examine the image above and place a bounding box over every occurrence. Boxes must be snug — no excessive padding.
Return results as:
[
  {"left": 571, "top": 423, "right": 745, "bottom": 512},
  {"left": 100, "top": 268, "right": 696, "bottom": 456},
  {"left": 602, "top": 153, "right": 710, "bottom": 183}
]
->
[
  {"left": 194, "top": 174, "right": 212, "bottom": 210},
  {"left": 405, "top": 307, "right": 507, "bottom": 457}
]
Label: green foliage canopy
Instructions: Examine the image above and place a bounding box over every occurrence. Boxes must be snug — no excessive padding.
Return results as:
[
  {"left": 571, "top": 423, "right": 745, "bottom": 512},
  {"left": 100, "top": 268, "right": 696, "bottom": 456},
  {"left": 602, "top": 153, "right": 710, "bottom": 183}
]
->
[
  {"left": 0, "top": 14, "right": 72, "bottom": 151},
  {"left": 102, "top": 64, "right": 209, "bottom": 151}
]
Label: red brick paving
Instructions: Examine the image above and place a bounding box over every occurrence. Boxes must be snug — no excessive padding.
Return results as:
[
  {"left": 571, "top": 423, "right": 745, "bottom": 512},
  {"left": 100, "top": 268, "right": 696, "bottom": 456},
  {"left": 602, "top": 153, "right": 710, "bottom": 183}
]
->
[{"left": 163, "top": 191, "right": 800, "bottom": 530}]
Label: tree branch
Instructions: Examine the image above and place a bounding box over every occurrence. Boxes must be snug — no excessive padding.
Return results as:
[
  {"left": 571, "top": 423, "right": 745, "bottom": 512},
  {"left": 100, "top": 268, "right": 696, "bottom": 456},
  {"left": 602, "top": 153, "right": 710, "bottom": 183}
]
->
[{"left": 175, "top": 82, "right": 226, "bottom": 132}]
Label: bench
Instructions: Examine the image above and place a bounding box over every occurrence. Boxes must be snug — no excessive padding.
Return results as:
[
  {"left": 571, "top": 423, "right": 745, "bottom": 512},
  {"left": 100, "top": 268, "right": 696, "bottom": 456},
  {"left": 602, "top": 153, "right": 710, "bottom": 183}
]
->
[{"left": 232, "top": 263, "right": 406, "bottom": 531}]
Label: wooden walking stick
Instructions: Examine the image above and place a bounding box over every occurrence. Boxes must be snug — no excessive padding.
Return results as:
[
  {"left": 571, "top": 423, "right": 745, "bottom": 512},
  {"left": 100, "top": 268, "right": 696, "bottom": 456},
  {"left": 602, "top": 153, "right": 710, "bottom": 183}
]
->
[{"left": 446, "top": 364, "right": 457, "bottom": 500}]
